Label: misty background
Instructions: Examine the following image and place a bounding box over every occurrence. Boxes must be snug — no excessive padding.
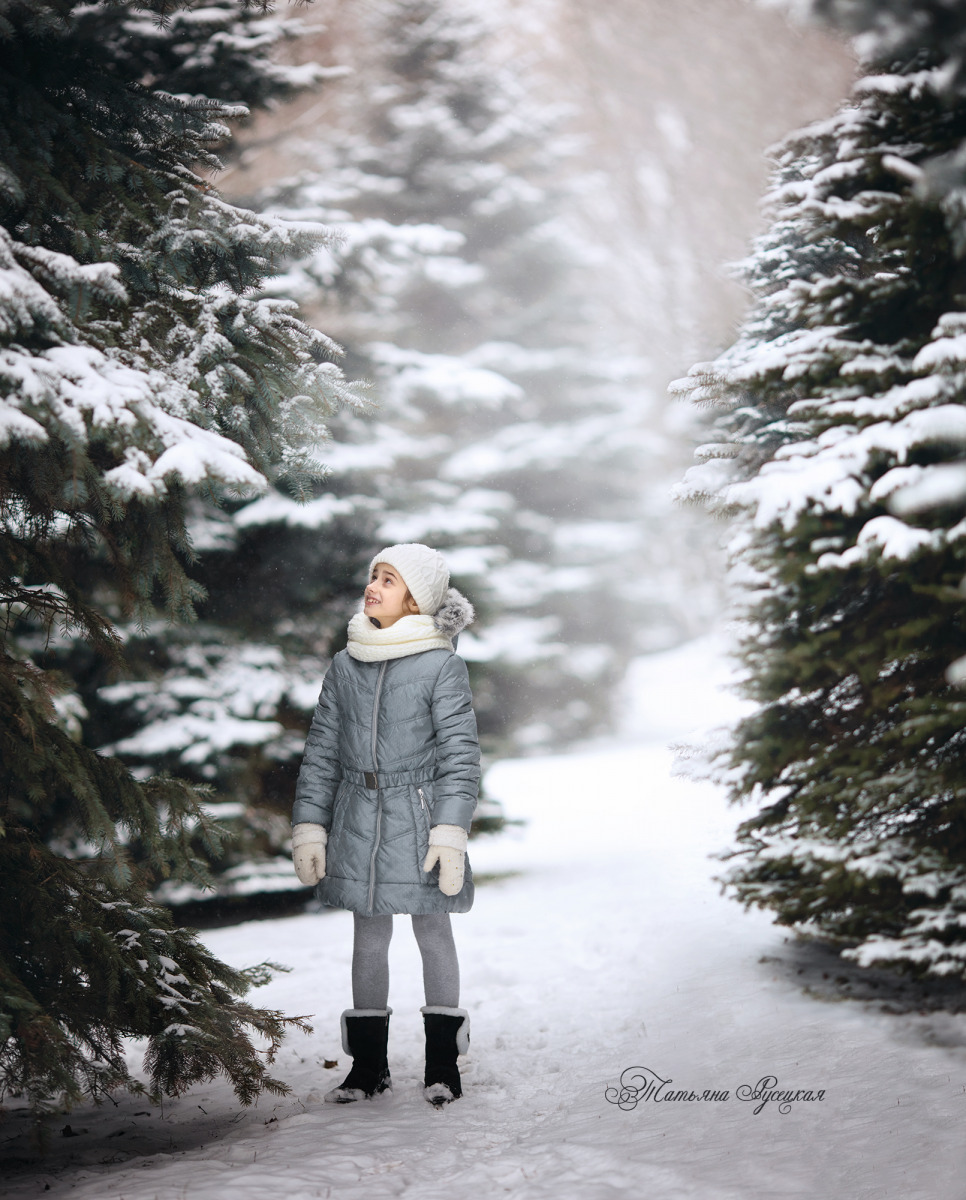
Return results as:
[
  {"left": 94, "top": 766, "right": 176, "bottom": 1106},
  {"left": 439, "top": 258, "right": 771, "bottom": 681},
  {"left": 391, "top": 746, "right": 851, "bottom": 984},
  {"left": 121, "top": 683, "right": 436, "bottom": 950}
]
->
[{"left": 89, "top": 0, "right": 855, "bottom": 913}]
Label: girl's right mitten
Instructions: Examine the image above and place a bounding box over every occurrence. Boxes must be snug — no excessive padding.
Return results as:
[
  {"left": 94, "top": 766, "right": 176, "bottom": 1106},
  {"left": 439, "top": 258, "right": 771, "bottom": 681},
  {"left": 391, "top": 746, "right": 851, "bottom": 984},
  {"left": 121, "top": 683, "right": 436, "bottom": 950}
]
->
[{"left": 292, "top": 822, "right": 327, "bottom": 885}]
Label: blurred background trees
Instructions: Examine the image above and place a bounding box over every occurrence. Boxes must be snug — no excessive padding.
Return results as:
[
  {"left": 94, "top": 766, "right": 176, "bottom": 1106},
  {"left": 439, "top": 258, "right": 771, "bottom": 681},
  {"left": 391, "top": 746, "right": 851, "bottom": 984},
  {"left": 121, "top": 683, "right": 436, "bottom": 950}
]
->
[
  {"left": 84, "top": 0, "right": 850, "bottom": 910},
  {"left": 5, "top": 0, "right": 854, "bottom": 921}
]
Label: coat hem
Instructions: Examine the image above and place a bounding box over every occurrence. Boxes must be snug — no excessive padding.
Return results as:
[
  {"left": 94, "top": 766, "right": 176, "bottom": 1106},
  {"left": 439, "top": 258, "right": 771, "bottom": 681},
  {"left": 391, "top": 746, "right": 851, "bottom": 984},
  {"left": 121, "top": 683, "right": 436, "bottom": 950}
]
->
[{"left": 318, "top": 875, "right": 474, "bottom": 916}]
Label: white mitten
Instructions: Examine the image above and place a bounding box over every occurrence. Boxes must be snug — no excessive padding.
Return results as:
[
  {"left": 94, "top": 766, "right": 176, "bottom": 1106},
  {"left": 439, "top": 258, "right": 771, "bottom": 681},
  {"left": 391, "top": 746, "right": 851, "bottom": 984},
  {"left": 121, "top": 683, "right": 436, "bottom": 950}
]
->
[
  {"left": 423, "top": 824, "right": 468, "bottom": 896},
  {"left": 292, "top": 823, "right": 327, "bottom": 885}
]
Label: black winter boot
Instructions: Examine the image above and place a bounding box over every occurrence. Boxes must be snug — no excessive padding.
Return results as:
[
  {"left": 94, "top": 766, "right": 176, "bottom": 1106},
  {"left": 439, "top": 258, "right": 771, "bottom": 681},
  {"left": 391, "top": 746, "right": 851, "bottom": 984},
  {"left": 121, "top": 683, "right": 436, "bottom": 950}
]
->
[
  {"left": 420, "top": 1005, "right": 470, "bottom": 1106},
  {"left": 325, "top": 1008, "right": 392, "bottom": 1103}
]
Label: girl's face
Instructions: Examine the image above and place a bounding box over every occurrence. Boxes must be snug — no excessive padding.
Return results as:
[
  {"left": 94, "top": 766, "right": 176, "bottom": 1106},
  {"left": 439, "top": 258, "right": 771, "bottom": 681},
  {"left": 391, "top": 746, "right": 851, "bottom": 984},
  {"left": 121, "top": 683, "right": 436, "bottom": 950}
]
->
[{"left": 364, "top": 563, "right": 419, "bottom": 628}]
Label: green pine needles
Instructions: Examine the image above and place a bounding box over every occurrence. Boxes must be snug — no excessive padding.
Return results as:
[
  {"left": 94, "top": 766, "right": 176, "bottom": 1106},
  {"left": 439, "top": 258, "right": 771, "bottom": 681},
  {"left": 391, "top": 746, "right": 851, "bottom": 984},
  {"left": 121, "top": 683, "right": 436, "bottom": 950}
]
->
[
  {"left": 0, "top": 0, "right": 355, "bottom": 1111},
  {"left": 677, "top": 0, "right": 966, "bottom": 980}
]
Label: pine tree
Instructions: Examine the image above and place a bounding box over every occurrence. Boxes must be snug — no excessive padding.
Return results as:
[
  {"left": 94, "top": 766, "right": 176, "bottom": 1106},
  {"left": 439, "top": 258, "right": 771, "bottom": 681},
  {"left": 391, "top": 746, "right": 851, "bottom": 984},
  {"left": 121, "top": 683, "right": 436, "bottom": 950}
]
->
[
  {"left": 76, "top": 0, "right": 657, "bottom": 905},
  {"left": 234, "top": 0, "right": 654, "bottom": 747},
  {"left": 676, "top": 0, "right": 966, "bottom": 978},
  {"left": 0, "top": 0, "right": 358, "bottom": 1109}
]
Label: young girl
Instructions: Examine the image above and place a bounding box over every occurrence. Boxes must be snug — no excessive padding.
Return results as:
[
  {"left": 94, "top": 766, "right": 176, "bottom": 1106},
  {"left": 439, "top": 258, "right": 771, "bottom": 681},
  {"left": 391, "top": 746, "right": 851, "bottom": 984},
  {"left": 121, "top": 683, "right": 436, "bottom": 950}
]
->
[{"left": 291, "top": 543, "right": 479, "bottom": 1107}]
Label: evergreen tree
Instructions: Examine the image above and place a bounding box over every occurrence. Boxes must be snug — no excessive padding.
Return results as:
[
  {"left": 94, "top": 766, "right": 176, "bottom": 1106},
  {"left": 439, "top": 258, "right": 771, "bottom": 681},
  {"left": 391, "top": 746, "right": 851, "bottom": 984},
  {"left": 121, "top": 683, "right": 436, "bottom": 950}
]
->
[
  {"left": 676, "top": 0, "right": 966, "bottom": 978},
  {"left": 0, "top": 0, "right": 357, "bottom": 1109},
  {"left": 83, "top": 0, "right": 657, "bottom": 904},
  {"left": 248, "top": 0, "right": 658, "bottom": 755}
]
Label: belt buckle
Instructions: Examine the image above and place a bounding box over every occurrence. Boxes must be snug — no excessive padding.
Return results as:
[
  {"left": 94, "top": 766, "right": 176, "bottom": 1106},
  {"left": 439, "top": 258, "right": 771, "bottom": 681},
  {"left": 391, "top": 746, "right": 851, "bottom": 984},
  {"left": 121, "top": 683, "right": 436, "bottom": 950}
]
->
[{"left": 364, "top": 770, "right": 378, "bottom": 790}]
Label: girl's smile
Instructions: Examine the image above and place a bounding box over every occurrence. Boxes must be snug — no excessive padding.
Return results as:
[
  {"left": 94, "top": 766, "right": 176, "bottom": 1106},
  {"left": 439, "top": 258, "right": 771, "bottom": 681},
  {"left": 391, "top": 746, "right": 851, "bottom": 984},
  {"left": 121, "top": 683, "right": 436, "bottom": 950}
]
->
[{"left": 364, "top": 563, "right": 419, "bottom": 628}]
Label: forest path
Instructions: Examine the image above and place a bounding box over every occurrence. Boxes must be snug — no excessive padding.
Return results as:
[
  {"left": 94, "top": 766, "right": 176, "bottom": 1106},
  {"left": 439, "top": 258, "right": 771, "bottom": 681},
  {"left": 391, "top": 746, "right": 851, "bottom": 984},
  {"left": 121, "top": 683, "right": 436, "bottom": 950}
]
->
[{"left": 5, "top": 639, "right": 966, "bottom": 1199}]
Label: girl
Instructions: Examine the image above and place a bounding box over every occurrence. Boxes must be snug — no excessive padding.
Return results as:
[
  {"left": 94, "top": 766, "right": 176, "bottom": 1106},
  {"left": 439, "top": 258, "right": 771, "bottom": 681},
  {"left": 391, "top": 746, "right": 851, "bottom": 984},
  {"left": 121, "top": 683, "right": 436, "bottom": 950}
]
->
[{"left": 291, "top": 543, "right": 479, "bottom": 1107}]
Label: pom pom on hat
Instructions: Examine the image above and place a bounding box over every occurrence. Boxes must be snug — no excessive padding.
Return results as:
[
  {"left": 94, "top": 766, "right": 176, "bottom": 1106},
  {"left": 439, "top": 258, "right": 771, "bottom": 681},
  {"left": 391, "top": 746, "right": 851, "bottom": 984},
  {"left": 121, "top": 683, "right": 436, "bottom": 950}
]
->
[{"left": 369, "top": 544, "right": 450, "bottom": 616}]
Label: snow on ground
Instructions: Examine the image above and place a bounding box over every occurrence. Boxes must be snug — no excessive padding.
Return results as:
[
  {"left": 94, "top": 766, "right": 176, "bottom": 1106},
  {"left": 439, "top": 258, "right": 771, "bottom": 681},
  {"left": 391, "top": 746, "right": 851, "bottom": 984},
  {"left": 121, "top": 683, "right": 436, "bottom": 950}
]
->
[{"left": 5, "top": 633, "right": 966, "bottom": 1198}]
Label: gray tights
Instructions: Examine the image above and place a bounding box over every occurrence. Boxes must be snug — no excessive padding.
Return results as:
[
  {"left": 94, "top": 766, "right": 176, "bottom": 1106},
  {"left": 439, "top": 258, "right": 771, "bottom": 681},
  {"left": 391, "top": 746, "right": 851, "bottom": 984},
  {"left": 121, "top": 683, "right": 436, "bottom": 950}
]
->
[{"left": 351, "top": 912, "right": 460, "bottom": 1009}]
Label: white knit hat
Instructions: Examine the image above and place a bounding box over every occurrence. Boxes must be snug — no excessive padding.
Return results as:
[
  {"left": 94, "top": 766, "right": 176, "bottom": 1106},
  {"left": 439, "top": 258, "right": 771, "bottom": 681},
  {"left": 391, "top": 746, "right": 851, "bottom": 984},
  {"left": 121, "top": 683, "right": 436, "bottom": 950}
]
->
[{"left": 368, "top": 544, "right": 450, "bottom": 616}]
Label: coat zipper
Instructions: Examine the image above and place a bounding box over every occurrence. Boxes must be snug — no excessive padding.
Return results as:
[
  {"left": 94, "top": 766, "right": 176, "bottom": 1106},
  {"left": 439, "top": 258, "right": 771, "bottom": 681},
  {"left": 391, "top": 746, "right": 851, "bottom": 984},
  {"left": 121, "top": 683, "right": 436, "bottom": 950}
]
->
[
  {"left": 367, "top": 661, "right": 389, "bottom": 914},
  {"left": 418, "top": 787, "right": 427, "bottom": 811}
]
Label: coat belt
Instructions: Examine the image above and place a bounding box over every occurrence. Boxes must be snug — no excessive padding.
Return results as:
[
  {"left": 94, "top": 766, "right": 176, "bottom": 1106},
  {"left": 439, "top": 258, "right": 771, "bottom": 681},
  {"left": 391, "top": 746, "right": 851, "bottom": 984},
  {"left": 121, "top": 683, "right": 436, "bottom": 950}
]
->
[{"left": 342, "top": 766, "right": 427, "bottom": 790}]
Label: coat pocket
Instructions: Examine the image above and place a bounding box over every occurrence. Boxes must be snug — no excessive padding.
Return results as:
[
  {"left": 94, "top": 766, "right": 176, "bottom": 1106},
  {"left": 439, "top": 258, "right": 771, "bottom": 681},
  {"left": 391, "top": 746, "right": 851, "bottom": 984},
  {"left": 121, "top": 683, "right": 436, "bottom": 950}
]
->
[
  {"left": 328, "top": 779, "right": 350, "bottom": 841},
  {"left": 411, "top": 783, "right": 433, "bottom": 874}
]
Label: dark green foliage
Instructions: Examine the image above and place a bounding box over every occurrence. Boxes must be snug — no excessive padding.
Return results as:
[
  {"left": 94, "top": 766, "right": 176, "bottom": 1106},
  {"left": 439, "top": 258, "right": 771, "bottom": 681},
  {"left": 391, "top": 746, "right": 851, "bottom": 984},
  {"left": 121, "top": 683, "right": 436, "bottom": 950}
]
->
[
  {"left": 0, "top": 0, "right": 348, "bottom": 1110},
  {"left": 1, "top": 829, "right": 303, "bottom": 1110},
  {"left": 677, "top": 0, "right": 966, "bottom": 978}
]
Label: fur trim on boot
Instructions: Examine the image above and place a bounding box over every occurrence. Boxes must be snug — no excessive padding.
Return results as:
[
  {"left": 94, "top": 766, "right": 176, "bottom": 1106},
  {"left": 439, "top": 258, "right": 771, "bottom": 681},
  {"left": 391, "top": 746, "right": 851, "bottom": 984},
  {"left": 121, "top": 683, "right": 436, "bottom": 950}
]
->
[
  {"left": 325, "top": 1008, "right": 392, "bottom": 1103},
  {"left": 432, "top": 589, "right": 474, "bottom": 638},
  {"left": 420, "top": 1005, "right": 469, "bottom": 1106}
]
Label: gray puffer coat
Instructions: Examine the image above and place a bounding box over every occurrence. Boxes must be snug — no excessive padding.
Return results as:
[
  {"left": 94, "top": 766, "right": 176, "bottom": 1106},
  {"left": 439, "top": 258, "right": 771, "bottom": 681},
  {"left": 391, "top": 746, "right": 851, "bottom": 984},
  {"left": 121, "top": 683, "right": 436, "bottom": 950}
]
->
[{"left": 293, "top": 645, "right": 480, "bottom": 915}]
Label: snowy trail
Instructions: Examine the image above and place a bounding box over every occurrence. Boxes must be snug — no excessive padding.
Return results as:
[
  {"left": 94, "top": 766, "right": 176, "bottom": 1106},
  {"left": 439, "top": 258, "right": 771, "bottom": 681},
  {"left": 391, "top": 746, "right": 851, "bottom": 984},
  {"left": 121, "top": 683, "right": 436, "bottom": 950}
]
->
[{"left": 5, "top": 637, "right": 966, "bottom": 1199}]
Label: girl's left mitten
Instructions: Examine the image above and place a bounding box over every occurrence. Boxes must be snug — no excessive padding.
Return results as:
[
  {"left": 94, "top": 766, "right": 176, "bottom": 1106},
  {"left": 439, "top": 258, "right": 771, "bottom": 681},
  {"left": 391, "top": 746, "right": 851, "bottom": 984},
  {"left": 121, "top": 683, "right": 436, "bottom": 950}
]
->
[
  {"left": 423, "top": 824, "right": 468, "bottom": 896},
  {"left": 292, "top": 823, "right": 327, "bottom": 885}
]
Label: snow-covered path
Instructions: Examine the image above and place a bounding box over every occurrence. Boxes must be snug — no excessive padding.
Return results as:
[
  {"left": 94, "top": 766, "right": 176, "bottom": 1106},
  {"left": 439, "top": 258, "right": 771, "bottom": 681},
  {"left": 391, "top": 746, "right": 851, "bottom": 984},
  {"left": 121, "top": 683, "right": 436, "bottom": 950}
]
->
[{"left": 5, "top": 638, "right": 966, "bottom": 1199}]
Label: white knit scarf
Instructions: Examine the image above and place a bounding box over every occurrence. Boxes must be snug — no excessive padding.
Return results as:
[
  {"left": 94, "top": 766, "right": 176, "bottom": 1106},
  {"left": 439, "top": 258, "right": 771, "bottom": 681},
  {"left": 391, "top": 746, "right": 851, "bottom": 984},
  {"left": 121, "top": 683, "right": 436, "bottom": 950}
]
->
[{"left": 346, "top": 611, "right": 454, "bottom": 662}]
